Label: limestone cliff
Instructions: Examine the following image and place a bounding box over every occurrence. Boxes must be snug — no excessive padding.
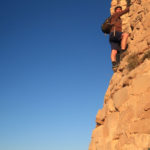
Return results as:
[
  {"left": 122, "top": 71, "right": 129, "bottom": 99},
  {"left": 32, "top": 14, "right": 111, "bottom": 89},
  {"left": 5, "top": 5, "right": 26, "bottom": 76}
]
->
[{"left": 89, "top": 0, "right": 150, "bottom": 149}]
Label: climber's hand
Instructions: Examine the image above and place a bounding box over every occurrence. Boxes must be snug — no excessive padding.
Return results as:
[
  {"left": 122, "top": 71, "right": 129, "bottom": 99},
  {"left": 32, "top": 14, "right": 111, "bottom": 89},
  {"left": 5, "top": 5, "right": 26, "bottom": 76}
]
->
[{"left": 126, "top": 0, "right": 131, "bottom": 7}]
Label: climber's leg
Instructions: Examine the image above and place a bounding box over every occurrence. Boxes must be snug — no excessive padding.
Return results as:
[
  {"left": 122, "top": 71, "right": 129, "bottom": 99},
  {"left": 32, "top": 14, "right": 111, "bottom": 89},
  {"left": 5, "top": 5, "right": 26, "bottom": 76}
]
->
[
  {"left": 111, "top": 49, "right": 117, "bottom": 62},
  {"left": 110, "top": 41, "right": 121, "bottom": 64},
  {"left": 111, "top": 50, "right": 119, "bottom": 72},
  {"left": 121, "top": 33, "right": 129, "bottom": 51},
  {"left": 111, "top": 50, "right": 118, "bottom": 72},
  {"left": 109, "top": 32, "right": 122, "bottom": 71}
]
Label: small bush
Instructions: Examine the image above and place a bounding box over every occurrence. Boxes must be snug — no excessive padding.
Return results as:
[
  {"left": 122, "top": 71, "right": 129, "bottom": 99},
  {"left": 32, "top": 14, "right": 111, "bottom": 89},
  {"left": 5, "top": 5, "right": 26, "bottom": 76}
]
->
[
  {"left": 127, "top": 53, "right": 140, "bottom": 71},
  {"left": 142, "top": 50, "right": 150, "bottom": 62}
]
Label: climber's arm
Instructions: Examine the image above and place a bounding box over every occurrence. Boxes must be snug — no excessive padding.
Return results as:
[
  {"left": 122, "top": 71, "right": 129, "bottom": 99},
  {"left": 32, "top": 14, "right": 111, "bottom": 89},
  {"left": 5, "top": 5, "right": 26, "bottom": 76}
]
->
[{"left": 118, "top": 7, "right": 130, "bottom": 17}]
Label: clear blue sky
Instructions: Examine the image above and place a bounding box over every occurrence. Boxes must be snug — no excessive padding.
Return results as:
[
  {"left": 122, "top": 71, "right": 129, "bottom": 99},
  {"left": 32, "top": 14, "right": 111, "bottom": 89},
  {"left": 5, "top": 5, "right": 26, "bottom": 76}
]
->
[{"left": 0, "top": 0, "right": 113, "bottom": 150}]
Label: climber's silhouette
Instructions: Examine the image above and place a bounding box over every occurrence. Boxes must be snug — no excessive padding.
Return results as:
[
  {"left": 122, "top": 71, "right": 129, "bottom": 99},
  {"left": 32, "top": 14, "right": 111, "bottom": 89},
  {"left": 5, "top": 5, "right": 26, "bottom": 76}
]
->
[{"left": 109, "top": 1, "right": 131, "bottom": 72}]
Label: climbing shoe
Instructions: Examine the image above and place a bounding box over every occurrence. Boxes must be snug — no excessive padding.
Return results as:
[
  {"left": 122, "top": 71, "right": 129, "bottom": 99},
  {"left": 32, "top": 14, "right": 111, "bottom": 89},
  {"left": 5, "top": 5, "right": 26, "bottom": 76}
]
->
[
  {"left": 120, "top": 49, "right": 128, "bottom": 60},
  {"left": 112, "top": 61, "right": 119, "bottom": 72}
]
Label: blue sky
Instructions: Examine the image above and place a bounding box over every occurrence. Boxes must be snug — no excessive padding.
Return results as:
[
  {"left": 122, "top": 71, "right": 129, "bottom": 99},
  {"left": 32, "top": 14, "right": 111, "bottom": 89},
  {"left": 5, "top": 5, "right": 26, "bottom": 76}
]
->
[{"left": 0, "top": 0, "right": 113, "bottom": 150}]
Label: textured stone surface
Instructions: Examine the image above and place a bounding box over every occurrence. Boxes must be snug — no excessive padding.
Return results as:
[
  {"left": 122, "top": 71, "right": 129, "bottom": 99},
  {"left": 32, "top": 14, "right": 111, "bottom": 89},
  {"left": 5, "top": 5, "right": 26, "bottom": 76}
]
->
[
  {"left": 131, "top": 74, "right": 150, "bottom": 94},
  {"left": 95, "top": 106, "right": 107, "bottom": 125},
  {"left": 113, "top": 87, "right": 129, "bottom": 110},
  {"left": 89, "top": 0, "right": 150, "bottom": 149}
]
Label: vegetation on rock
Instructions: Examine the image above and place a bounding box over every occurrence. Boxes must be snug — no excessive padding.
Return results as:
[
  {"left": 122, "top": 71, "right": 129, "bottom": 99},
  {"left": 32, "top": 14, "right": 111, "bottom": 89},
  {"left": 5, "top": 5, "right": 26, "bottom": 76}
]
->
[{"left": 127, "top": 53, "right": 140, "bottom": 71}]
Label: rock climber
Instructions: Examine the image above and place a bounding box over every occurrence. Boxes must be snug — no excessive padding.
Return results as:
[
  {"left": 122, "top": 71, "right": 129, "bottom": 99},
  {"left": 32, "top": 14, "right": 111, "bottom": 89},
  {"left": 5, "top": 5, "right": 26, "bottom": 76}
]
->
[{"left": 109, "top": 2, "right": 131, "bottom": 72}]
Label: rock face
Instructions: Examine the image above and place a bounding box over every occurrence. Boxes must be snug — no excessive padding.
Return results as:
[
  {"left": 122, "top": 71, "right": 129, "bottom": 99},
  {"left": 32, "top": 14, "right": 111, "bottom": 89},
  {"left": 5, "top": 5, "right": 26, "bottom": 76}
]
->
[{"left": 89, "top": 0, "right": 150, "bottom": 149}]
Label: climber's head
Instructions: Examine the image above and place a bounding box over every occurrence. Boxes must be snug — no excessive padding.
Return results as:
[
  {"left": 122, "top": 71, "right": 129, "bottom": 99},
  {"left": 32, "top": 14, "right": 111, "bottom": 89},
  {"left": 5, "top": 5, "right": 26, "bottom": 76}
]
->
[{"left": 114, "top": 6, "right": 122, "bottom": 13}]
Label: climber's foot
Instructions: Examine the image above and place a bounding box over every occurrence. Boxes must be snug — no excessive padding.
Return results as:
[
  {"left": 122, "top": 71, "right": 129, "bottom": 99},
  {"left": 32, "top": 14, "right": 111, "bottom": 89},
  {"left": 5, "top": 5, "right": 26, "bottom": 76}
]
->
[
  {"left": 112, "top": 61, "right": 119, "bottom": 72},
  {"left": 120, "top": 49, "right": 128, "bottom": 60},
  {"left": 112, "top": 66, "right": 118, "bottom": 72}
]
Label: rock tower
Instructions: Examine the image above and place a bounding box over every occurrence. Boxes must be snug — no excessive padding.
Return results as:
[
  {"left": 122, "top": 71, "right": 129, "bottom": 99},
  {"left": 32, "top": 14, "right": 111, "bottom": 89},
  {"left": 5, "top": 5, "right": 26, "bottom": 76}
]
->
[{"left": 89, "top": 0, "right": 150, "bottom": 149}]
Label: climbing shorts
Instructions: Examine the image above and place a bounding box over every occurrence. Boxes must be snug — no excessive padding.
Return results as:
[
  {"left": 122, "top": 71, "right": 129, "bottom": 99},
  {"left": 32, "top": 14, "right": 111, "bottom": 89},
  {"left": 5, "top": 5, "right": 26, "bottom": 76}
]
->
[{"left": 109, "top": 31, "right": 123, "bottom": 51}]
